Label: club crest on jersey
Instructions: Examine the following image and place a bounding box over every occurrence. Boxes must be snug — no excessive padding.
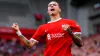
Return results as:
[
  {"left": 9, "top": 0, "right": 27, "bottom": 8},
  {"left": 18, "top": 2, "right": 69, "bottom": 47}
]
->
[{"left": 47, "top": 33, "right": 64, "bottom": 40}]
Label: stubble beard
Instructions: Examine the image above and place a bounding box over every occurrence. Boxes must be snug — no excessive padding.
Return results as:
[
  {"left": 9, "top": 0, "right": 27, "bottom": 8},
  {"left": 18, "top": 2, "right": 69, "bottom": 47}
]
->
[{"left": 50, "top": 13, "right": 56, "bottom": 16}]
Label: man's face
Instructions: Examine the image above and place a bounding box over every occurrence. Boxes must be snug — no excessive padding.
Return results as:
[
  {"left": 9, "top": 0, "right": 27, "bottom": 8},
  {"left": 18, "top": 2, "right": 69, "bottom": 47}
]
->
[{"left": 48, "top": 1, "right": 61, "bottom": 15}]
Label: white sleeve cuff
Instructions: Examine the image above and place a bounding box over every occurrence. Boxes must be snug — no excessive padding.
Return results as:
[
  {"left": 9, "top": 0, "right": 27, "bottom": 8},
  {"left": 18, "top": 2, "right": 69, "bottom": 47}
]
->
[
  {"left": 73, "top": 32, "right": 81, "bottom": 34},
  {"left": 30, "top": 38, "right": 39, "bottom": 43}
]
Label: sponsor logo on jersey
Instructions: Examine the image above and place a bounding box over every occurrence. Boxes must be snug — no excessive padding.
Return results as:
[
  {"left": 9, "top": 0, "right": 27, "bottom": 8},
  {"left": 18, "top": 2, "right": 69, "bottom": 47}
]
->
[{"left": 47, "top": 33, "right": 64, "bottom": 40}]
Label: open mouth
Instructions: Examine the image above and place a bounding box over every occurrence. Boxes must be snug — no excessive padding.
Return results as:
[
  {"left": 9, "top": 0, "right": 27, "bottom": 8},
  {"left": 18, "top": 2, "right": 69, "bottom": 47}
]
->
[{"left": 50, "top": 9, "right": 55, "bottom": 11}]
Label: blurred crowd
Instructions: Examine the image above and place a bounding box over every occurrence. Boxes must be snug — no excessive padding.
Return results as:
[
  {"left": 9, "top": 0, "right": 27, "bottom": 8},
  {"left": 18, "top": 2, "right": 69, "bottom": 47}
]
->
[
  {"left": 72, "top": 35, "right": 100, "bottom": 56},
  {"left": 0, "top": 38, "right": 44, "bottom": 56},
  {"left": 0, "top": 35, "right": 100, "bottom": 56}
]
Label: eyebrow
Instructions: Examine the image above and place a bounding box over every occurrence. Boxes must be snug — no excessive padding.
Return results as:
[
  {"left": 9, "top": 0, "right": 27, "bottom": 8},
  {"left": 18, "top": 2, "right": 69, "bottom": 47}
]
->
[{"left": 48, "top": 3, "right": 58, "bottom": 6}]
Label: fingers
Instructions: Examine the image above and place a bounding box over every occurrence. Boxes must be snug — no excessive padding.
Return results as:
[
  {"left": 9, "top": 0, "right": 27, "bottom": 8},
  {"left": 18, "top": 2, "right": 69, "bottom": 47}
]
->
[
  {"left": 13, "top": 23, "right": 18, "bottom": 26},
  {"left": 62, "top": 24, "right": 70, "bottom": 31},
  {"left": 14, "top": 23, "right": 18, "bottom": 26},
  {"left": 12, "top": 23, "right": 18, "bottom": 27},
  {"left": 12, "top": 23, "right": 19, "bottom": 31}
]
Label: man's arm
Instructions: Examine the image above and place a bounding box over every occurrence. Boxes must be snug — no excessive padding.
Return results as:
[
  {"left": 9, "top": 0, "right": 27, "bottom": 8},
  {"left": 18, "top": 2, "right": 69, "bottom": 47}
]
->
[
  {"left": 68, "top": 29, "right": 83, "bottom": 47},
  {"left": 12, "top": 23, "right": 37, "bottom": 48},
  {"left": 73, "top": 34, "right": 83, "bottom": 47},
  {"left": 62, "top": 24, "right": 83, "bottom": 47},
  {"left": 18, "top": 35, "right": 37, "bottom": 48}
]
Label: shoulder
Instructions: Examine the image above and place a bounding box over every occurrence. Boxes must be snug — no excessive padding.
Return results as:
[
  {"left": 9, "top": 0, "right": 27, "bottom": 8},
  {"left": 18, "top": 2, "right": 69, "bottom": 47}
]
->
[{"left": 37, "top": 23, "right": 48, "bottom": 29}]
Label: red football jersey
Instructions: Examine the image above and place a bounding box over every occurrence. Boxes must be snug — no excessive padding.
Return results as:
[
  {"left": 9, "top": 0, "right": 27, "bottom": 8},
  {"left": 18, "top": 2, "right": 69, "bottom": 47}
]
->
[{"left": 32, "top": 18, "right": 81, "bottom": 56}]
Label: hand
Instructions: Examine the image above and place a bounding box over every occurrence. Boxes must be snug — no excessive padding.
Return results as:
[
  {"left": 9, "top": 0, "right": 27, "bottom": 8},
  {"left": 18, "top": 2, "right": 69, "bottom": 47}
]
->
[
  {"left": 12, "top": 23, "right": 19, "bottom": 32},
  {"left": 62, "top": 24, "right": 71, "bottom": 31}
]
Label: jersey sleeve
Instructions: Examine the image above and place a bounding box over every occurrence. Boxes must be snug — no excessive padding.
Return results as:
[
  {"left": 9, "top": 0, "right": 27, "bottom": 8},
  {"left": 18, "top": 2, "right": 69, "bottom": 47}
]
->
[
  {"left": 70, "top": 20, "right": 81, "bottom": 35},
  {"left": 31, "top": 25, "right": 45, "bottom": 43}
]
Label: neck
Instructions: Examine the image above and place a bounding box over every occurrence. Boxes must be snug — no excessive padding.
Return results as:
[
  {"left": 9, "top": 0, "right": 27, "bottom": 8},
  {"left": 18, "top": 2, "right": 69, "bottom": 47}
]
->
[{"left": 50, "top": 13, "right": 61, "bottom": 22}]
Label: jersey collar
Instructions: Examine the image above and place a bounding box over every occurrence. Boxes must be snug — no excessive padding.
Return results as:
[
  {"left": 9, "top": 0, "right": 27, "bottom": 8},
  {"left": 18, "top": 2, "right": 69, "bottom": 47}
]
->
[{"left": 48, "top": 18, "right": 62, "bottom": 23}]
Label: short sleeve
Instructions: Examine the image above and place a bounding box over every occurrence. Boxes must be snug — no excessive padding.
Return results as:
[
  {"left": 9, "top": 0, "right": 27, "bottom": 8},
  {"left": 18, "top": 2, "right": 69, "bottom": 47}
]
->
[
  {"left": 70, "top": 20, "right": 81, "bottom": 34},
  {"left": 31, "top": 25, "right": 45, "bottom": 42}
]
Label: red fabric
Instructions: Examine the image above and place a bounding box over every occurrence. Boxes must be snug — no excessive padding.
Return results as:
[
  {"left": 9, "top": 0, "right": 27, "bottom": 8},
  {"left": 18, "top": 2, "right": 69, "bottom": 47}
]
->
[{"left": 32, "top": 18, "right": 81, "bottom": 56}]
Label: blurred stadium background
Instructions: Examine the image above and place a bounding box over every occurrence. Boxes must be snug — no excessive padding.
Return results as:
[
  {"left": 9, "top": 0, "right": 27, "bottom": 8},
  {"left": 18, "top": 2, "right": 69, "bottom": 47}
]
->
[{"left": 0, "top": 0, "right": 100, "bottom": 56}]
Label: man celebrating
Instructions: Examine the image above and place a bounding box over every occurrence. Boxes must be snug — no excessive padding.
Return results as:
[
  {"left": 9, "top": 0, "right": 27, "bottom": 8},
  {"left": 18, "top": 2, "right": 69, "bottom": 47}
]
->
[{"left": 12, "top": 1, "right": 83, "bottom": 56}]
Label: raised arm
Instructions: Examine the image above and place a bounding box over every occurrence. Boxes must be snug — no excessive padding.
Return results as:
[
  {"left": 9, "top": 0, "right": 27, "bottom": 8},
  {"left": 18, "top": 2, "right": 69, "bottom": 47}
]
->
[
  {"left": 12, "top": 23, "right": 37, "bottom": 48},
  {"left": 68, "top": 30, "right": 83, "bottom": 47},
  {"left": 62, "top": 24, "right": 83, "bottom": 47}
]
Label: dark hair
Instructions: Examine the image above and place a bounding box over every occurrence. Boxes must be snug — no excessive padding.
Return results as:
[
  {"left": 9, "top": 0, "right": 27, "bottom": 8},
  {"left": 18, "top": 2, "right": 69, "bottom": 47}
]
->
[{"left": 49, "top": 1, "right": 61, "bottom": 8}]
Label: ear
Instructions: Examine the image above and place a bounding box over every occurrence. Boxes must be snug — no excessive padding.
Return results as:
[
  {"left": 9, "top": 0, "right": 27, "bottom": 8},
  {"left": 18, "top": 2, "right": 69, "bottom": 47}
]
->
[{"left": 59, "top": 8, "right": 61, "bottom": 12}]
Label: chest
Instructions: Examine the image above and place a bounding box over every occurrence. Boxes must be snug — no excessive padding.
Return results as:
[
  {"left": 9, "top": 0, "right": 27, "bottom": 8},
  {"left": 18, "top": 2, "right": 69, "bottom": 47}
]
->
[
  {"left": 44, "top": 22, "right": 69, "bottom": 40},
  {"left": 43, "top": 20, "right": 73, "bottom": 42},
  {"left": 47, "top": 24, "right": 62, "bottom": 33},
  {"left": 46, "top": 22, "right": 70, "bottom": 33}
]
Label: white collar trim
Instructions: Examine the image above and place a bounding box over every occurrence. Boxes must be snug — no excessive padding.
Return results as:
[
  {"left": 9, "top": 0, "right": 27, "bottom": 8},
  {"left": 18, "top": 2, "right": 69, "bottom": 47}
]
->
[{"left": 48, "top": 18, "right": 62, "bottom": 23}]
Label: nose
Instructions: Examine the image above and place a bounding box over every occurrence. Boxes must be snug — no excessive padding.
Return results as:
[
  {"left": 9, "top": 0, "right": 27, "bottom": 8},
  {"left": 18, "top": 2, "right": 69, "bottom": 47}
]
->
[{"left": 51, "top": 4, "right": 54, "bottom": 7}]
